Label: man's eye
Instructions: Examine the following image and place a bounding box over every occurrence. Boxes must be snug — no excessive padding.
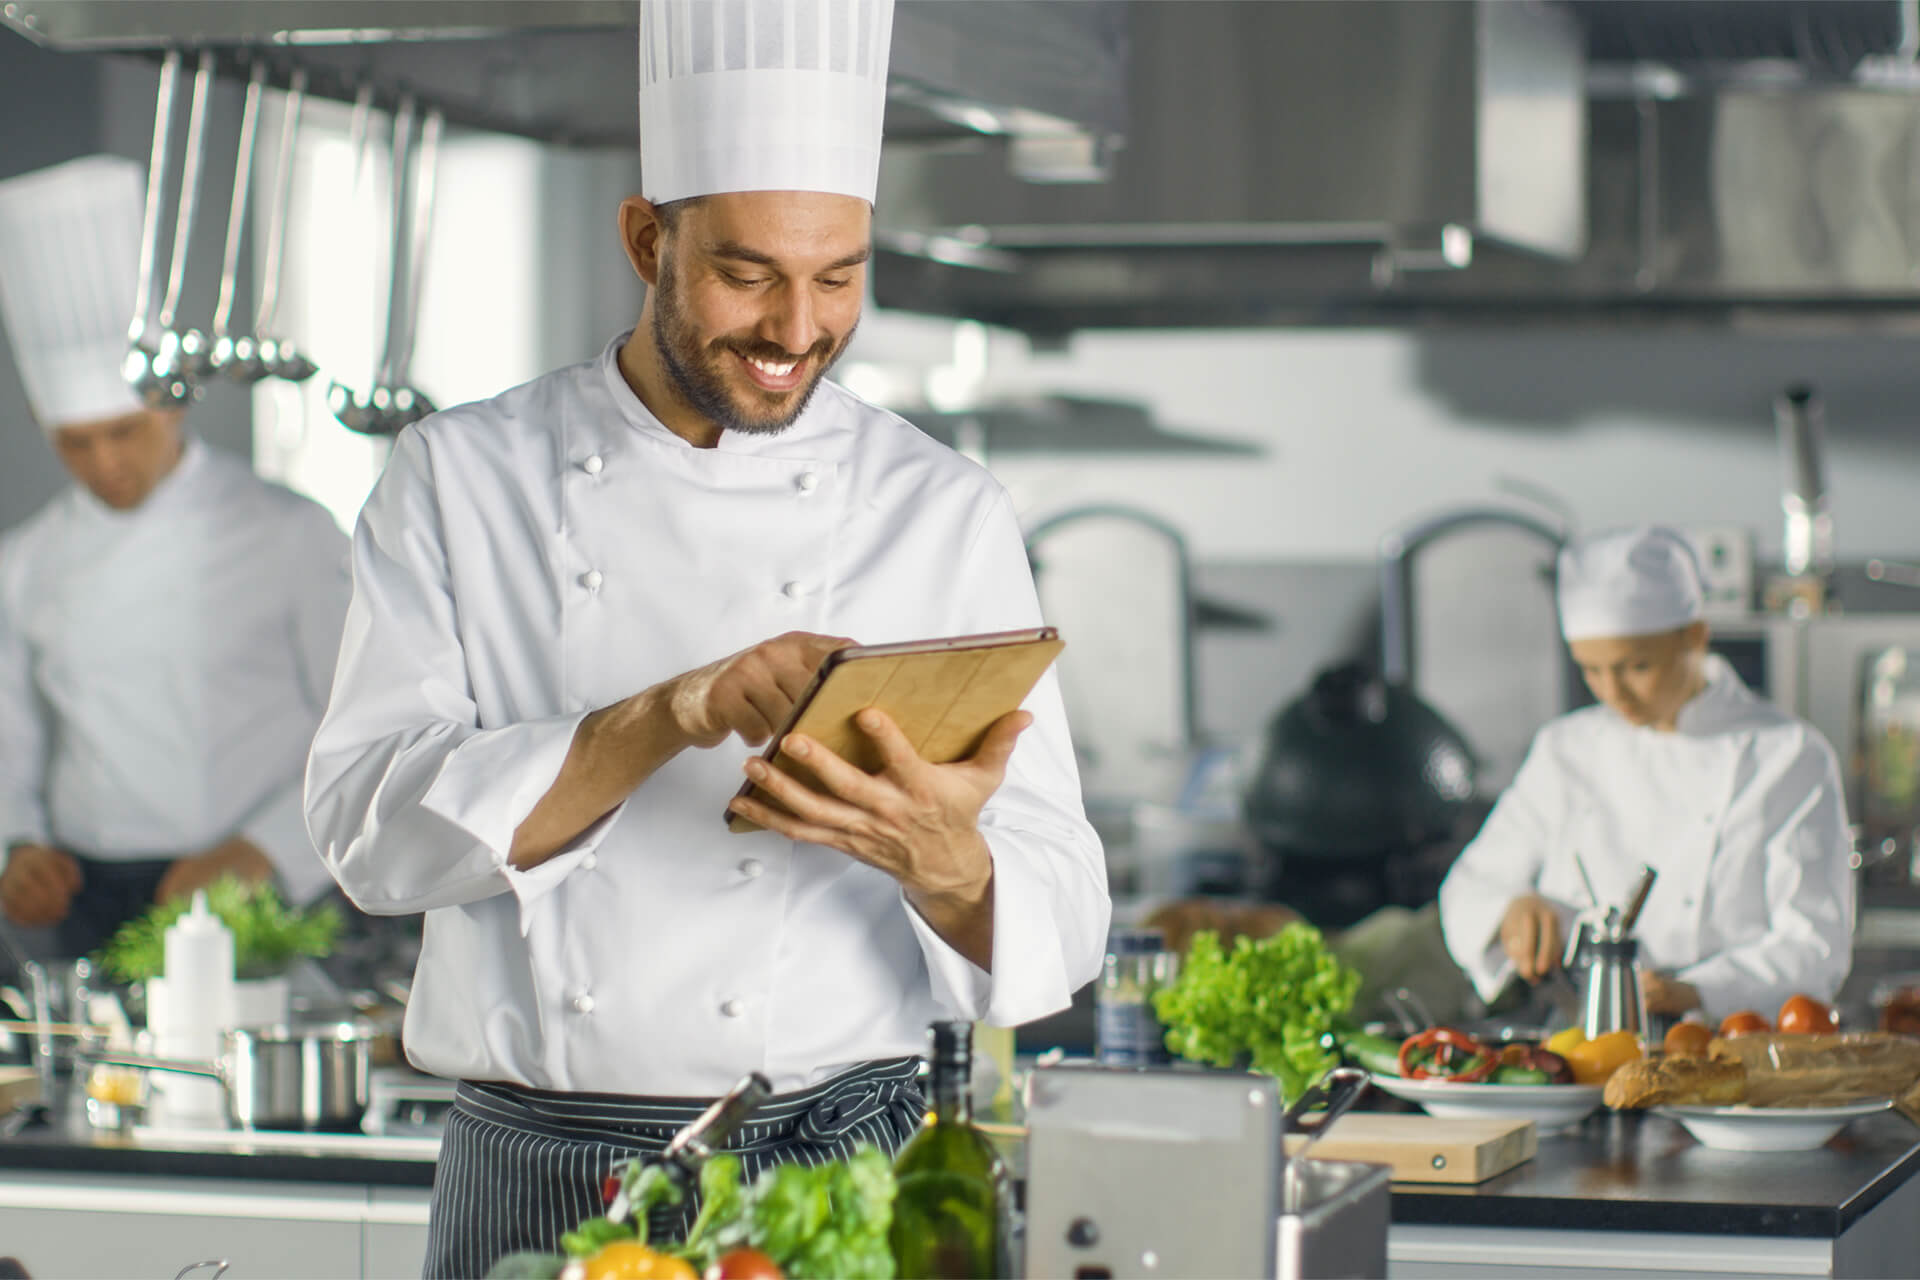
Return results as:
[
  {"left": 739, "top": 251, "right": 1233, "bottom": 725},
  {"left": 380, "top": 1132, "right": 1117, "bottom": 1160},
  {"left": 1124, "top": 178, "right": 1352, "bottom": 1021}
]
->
[
  {"left": 817, "top": 276, "right": 853, "bottom": 290},
  {"left": 723, "top": 272, "right": 768, "bottom": 288}
]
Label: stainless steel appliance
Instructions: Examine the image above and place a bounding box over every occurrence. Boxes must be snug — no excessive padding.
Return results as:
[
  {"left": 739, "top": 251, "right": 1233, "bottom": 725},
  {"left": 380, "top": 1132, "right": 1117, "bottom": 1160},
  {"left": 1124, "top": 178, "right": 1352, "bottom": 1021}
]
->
[
  {"left": 84, "top": 1022, "right": 374, "bottom": 1132},
  {"left": 1023, "top": 1066, "right": 1391, "bottom": 1279}
]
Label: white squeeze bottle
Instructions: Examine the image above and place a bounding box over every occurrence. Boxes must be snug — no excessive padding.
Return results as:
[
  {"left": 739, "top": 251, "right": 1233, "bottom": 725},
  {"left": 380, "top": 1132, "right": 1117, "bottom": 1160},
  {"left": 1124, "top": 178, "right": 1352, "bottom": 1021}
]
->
[{"left": 151, "top": 890, "right": 235, "bottom": 1126}]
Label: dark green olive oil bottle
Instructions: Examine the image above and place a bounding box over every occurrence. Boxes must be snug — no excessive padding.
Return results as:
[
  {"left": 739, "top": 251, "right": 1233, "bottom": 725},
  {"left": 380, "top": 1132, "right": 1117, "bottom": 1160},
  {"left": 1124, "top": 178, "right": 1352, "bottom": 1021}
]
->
[{"left": 889, "top": 1021, "right": 1011, "bottom": 1279}]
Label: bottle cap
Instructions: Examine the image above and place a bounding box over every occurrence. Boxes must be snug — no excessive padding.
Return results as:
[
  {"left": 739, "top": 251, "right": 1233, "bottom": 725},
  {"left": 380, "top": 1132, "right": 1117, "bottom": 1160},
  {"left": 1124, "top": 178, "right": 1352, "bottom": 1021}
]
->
[
  {"left": 927, "top": 1020, "right": 972, "bottom": 1066},
  {"left": 1107, "top": 928, "right": 1167, "bottom": 956}
]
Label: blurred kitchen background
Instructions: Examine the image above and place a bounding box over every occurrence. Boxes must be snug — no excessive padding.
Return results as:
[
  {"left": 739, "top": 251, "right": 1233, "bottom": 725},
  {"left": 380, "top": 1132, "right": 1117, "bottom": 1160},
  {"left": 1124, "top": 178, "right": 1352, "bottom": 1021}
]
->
[{"left": 8, "top": 0, "right": 1920, "bottom": 1027}]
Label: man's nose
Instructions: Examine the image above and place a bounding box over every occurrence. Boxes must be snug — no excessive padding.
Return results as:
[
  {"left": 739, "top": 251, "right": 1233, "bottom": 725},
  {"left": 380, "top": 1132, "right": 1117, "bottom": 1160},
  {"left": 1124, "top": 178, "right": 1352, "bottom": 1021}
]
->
[{"left": 760, "top": 282, "right": 816, "bottom": 356}]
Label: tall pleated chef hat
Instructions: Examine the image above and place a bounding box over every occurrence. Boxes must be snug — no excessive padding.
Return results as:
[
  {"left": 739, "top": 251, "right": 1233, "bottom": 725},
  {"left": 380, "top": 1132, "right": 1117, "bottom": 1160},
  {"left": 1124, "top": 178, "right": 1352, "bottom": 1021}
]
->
[
  {"left": 0, "top": 155, "right": 146, "bottom": 431},
  {"left": 638, "top": 0, "right": 896, "bottom": 204},
  {"left": 1557, "top": 525, "right": 1706, "bottom": 642}
]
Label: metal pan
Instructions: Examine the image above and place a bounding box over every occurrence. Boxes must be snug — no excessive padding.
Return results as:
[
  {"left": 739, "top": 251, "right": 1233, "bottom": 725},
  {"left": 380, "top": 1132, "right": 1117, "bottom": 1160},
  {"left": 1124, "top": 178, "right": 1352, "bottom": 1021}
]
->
[{"left": 82, "top": 1022, "right": 373, "bottom": 1132}]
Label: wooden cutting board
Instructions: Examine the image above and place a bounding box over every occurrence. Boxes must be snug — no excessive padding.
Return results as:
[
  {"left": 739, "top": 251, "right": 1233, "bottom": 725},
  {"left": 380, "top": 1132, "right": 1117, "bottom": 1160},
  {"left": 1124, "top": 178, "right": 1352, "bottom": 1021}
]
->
[
  {"left": 1282, "top": 1113, "right": 1536, "bottom": 1183},
  {"left": 0, "top": 1067, "right": 40, "bottom": 1114}
]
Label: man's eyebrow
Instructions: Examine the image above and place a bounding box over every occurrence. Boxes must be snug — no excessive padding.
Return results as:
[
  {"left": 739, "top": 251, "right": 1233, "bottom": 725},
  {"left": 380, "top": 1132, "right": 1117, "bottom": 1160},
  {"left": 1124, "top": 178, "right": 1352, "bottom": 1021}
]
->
[{"left": 705, "top": 241, "right": 872, "bottom": 272}]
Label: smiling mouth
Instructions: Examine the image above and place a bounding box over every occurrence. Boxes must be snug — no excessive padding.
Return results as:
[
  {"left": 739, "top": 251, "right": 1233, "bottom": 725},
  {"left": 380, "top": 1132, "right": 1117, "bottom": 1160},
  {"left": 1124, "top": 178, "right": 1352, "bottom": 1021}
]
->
[{"left": 735, "top": 350, "right": 806, "bottom": 393}]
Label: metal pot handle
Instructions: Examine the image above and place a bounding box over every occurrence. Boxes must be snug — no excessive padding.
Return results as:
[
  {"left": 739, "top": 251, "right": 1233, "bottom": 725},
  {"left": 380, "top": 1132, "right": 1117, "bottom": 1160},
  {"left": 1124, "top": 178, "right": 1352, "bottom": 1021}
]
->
[
  {"left": 77, "top": 1049, "right": 224, "bottom": 1084},
  {"left": 174, "top": 1260, "right": 230, "bottom": 1280}
]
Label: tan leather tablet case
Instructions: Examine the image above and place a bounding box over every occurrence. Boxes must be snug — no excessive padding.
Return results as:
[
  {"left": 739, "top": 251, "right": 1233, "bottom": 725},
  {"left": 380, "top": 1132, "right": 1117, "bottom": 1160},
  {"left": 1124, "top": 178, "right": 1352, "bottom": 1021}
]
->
[{"left": 726, "top": 628, "right": 1063, "bottom": 833}]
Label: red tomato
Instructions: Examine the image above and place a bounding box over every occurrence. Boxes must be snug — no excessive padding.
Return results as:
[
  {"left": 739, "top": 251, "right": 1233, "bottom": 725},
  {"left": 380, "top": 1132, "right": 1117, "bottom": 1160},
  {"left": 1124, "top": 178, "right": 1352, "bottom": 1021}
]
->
[
  {"left": 1718, "top": 1010, "right": 1771, "bottom": 1038},
  {"left": 1778, "top": 994, "right": 1838, "bottom": 1035},
  {"left": 705, "top": 1249, "right": 784, "bottom": 1280}
]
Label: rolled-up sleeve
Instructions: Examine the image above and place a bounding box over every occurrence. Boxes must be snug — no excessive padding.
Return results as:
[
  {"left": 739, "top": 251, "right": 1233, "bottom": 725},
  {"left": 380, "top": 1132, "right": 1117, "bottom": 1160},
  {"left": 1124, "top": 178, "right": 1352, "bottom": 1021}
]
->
[
  {"left": 304, "top": 431, "right": 618, "bottom": 925},
  {"left": 908, "top": 491, "right": 1110, "bottom": 1026}
]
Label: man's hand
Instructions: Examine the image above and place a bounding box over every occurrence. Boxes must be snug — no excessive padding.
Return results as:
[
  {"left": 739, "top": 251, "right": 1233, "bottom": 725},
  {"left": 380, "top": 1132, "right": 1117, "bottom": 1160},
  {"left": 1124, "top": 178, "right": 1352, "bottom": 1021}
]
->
[
  {"left": 667, "top": 631, "right": 855, "bottom": 748},
  {"left": 725, "top": 707, "right": 1032, "bottom": 970},
  {"left": 1499, "top": 893, "right": 1564, "bottom": 984},
  {"left": 155, "top": 837, "right": 275, "bottom": 904},
  {"left": 0, "top": 844, "right": 82, "bottom": 928},
  {"left": 1641, "top": 971, "right": 1702, "bottom": 1015}
]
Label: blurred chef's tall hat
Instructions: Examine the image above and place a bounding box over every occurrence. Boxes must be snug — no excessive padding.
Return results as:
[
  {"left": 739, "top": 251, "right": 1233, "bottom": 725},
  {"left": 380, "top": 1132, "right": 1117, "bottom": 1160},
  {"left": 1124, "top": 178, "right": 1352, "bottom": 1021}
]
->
[
  {"left": 638, "top": 0, "right": 896, "bottom": 203},
  {"left": 0, "top": 155, "right": 147, "bottom": 431},
  {"left": 1557, "top": 525, "right": 1706, "bottom": 641}
]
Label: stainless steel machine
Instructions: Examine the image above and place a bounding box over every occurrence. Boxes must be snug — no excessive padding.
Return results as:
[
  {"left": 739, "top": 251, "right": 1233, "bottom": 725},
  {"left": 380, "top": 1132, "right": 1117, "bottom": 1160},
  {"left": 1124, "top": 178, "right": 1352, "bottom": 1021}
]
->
[{"left": 1023, "top": 1066, "right": 1391, "bottom": 1280}]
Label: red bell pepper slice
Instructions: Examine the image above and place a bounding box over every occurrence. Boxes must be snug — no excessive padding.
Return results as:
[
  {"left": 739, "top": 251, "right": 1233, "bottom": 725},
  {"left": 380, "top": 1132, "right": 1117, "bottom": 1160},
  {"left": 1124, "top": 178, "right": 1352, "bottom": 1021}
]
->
[{"left": 1397, "top": 1027, "right": 1498, "bottom": 1082}]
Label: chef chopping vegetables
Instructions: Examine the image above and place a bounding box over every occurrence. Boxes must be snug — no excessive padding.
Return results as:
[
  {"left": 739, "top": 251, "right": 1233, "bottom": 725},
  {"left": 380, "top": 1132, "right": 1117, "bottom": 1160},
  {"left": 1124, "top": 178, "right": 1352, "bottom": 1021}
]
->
[
  {"left": 302, "top": 0, "right": 1108, "bottom": 1271},
  {"left": 0, "top": 155, "right": 349, "bottom": 958},
  {"left": 1439, "top": 525, "right": 1852, "bottom": 1023}
]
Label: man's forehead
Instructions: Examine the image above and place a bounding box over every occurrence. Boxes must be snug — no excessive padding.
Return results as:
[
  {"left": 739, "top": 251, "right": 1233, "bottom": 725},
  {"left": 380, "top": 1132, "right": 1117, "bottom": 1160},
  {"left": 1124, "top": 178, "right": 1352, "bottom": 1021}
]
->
[{"left": 682, "top": 191, "right": 872, "bottom": 260}]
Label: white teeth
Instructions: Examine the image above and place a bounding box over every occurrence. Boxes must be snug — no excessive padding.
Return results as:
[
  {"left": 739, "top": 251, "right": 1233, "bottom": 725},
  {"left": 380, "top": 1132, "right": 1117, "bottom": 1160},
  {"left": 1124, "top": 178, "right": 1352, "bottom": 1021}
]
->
[{"left": 746, "top": 355, "right": 798, "bottom": 377}]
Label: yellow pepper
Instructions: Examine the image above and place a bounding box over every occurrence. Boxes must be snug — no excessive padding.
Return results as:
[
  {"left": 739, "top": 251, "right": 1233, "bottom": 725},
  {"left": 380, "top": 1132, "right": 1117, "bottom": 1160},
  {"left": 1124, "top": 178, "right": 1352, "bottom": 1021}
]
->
[
  {"left": 1544, "top": 1026, "right": 1587, "bottom": 1057},
  {"left": 564, "top": 1242, "right": 700, "bottom": 1280}
]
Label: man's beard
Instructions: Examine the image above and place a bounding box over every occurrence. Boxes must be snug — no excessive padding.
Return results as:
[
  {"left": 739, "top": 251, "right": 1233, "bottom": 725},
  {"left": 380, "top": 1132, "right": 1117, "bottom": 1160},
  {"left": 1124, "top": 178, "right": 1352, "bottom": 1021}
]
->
[{"left": 649, "top": 256, "right": 855, "bottom": 437}]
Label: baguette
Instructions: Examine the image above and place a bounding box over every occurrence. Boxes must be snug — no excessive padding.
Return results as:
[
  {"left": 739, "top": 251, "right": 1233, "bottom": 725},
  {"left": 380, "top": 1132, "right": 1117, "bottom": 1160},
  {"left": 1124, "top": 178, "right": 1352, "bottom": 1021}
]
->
[
  {"left": 1707, "top": 1033, "right": 1920, "bottom": 1108},
  {"left": 1604, "top": 1055, "right": 1747, "bottom": 1109}
]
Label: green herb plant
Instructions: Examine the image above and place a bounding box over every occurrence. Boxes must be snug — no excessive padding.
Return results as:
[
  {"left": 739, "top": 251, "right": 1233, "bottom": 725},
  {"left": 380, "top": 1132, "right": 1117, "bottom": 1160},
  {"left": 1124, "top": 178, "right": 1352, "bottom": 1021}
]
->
[
  {"left": 1152, "top": 923, "right": 1362, "bottom": 1104},
  {"left": 560, "top": 1146, "right": 897, "bottom": 1279},
  {"left": 95, "top": 874, "right": 344, "bottom": 984}
]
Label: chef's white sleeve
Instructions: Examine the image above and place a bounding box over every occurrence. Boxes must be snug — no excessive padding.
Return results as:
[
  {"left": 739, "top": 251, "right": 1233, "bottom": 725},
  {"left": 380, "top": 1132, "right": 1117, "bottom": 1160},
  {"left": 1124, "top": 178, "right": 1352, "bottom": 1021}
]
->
[
  {"left": 1437, "top": 738, "right": 1564, "bottom": 1003},
  {"left": 905, "top": 489, "right": 1111, "bottom": 1026},
  {"left": 0, "top": 546, "right": 50, "bottom": 856},
  {"left": 242, "top": 503, "right": 351, "bottom": 906},
  {"left": 305, "top": 429, "right": 621, "bottom": 924},
  {"left": 1675, "top": 730, "right": 1853, "bottom": 1019}
]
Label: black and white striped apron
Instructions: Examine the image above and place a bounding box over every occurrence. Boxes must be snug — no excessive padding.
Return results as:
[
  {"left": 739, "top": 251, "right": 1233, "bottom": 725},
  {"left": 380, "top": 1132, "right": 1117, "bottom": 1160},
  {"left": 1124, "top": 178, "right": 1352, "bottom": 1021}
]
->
[{"left": 423, "top": 1056, "right": 924, "bottom": 1279}]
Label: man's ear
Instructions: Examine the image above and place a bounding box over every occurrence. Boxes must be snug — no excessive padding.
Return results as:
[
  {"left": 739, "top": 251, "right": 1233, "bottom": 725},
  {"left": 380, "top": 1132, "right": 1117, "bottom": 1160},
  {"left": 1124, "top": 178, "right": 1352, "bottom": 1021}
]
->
[
  {"left": 1682, "top": 619, "right": 1711, "bottom": 652},
  {"left": 618, "top": 196, "right": 666, "bottom": 286}
]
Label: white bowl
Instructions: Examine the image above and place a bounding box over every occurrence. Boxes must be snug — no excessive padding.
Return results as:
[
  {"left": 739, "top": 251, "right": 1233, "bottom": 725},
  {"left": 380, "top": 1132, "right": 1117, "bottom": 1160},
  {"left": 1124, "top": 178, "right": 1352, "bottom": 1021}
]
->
[
  {"left": 1368, "top": 1074, "right": 1604, "bottom": 1133},
  {"left": 1653, "top": 1099, "right": 1893, "bottom": 1152}
]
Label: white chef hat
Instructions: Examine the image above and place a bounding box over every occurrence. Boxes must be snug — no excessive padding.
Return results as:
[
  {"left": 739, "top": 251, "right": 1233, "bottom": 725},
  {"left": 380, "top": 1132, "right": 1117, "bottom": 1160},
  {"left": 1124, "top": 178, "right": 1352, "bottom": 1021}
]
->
[
  {"left": 638, "top": 0, "right": 896, "bottom": 204},
  {"left": 1557, "top": 525, "right": 1706, "bottom": 642},
  {"left": 0, "top": 155, "right": 146, "bottom": 431}
]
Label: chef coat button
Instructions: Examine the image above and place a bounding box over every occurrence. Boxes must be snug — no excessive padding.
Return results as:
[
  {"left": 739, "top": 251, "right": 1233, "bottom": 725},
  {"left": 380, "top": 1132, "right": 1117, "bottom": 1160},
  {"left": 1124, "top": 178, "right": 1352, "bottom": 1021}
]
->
[
  {"left": 720, "top": 999, "right": 745, "bottom": 1018},
  {"left": 580, "top": 569, "right": 604, "bottom": 591},
  {"left": 796, "top": 471, "right": 819, "bottom": 494},
  {"left": 571, "top": 993, "right": 596, "bottom": 1014},
  {"left": 581, "top": 454, "right": 604, "bottom": 475},
  {"left": 781, "top": 580, "right": 807, "bottom": 599},
  {"left": 582, "top": 853, "right": 599, "bottom": 872},
  {"left": 739, "top": 858, "right": 764, "bottom": 879}
]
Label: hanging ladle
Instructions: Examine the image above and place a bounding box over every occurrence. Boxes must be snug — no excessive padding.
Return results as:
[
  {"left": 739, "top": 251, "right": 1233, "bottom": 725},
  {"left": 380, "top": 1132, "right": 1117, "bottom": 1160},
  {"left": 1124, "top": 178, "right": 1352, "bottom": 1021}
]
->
[
  {"left": 371, "top": 104, "right": 442, "bottom": 432},
  {"left": 328, "top": 93, "right": 412, "bottom": 433},
  {"left": 141, "top": 48, "right": 217, "bottom": 404},
  {"left": 252, "top": 67, "right": 315, "bottom": 384},
  {"left": 207, "top": 59, "right": 267, "bottom": 382},
  {"left": 122, "top": 48, "right": 185, "bottom": 407}
]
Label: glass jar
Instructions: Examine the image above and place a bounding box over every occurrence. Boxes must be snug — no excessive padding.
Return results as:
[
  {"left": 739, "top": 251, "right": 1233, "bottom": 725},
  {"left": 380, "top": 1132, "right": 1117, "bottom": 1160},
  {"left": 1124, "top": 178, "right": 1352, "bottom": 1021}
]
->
[{"left": 1096, "top": 928, "right": 1178, "bottom": 1066}]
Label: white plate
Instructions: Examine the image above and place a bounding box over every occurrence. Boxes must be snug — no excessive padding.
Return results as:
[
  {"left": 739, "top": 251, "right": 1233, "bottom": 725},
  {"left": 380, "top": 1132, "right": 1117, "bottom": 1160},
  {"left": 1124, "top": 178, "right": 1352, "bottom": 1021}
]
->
[
  {"left": 1368, "top": 1074, "right": 1604, "bottom": 1133},
  {"left": 1653, "top": 1099, "right": 1893, "bottom": 1153}
]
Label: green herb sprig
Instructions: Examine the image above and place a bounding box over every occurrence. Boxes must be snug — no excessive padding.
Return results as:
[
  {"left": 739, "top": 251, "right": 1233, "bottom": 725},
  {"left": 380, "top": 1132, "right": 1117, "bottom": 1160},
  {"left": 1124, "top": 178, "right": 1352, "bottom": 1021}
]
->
[
  {"left": 1152, "top": 922, "right": 1362, "bottom": 1104},
  {"left": 95, "top": 875, "right": 343, "bottom": 984}
]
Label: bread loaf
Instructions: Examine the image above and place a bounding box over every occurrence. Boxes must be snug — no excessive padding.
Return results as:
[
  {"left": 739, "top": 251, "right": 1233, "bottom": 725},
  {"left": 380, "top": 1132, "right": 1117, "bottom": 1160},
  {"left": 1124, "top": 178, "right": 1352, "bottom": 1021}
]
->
[
  {"left": 1707, "top": 1033, "right": 1920, "bottom": 1108},
  {"left": 1604, "top": 1055, "right": 1747, "bottom": 1109}
]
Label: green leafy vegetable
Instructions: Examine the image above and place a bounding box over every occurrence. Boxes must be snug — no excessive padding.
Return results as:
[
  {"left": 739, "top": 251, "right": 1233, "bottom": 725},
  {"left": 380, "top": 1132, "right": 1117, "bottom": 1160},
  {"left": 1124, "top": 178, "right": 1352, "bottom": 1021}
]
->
[
  {"left": 95, "top": 874, "right": 343, "bottom": 983},
  {"left": 1152, "top": 923, "right": 1361, "bottom": 1104},
  {"left": 560, "top": 1215, "right": 638, "bottom": 1259},
  {"left": 605, "top": 1145, "right": 897, "bottom": 1279}
]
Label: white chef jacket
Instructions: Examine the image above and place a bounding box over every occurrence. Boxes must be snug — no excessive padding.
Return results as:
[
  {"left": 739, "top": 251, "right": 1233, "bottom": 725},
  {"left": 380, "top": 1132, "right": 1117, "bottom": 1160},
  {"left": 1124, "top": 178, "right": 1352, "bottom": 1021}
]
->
[
  {"left": 1439, "top": 655, "right": 1852, "bottom": 1021},
  {"left": 0, "top": 437, "right": 350, "bottom": 904},
  {"left": 304, "top": 334, "right": 1110, "bottom": 1096}
]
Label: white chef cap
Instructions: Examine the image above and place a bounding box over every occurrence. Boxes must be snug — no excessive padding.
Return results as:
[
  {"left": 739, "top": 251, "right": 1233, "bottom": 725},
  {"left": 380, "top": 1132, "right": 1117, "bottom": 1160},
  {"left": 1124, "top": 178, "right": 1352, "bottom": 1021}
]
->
[
  {"left": 1557, "top": 525, "right": 1706, "bottom": 642},
  {"left": 0, "top": 155, "right": 146, "bottom": 431},
  {"left": 638, "top": 0, "right": 896, "bottom": 204}
]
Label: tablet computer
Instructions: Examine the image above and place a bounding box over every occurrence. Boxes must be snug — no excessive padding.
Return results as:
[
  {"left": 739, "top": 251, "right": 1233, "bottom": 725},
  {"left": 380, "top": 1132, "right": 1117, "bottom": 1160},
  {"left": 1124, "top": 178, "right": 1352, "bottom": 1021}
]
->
[{"left": 725, "top": 626, "right": 1064, "bottom": 833}]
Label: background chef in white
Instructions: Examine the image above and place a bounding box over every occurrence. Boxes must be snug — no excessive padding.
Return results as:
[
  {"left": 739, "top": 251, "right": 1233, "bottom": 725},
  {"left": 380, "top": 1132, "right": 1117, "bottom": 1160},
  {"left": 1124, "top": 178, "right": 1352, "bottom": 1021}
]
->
[
  {"left": 303, "top": 0, "right": 1108, "bottom": 1269},
  {"left": 1439, "top": 525, "right": 1852, "bottom": 1022},
  {"left": 0, "top": 155, "right": 350, "bottom": 958}
]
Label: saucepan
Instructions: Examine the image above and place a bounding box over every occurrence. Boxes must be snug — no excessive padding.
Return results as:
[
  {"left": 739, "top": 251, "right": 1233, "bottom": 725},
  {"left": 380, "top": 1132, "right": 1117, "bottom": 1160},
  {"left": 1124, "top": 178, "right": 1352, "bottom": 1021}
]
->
[{"left": 80, "top": 1022, "right": 373, "bottom": 1132}]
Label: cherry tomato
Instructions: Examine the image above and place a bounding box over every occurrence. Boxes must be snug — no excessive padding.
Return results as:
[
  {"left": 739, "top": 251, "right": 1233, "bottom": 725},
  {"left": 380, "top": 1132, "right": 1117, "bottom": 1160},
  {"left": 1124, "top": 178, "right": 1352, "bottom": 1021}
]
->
[
  {"left": 706, "top": 1249, "right": 784, "bottom": 1280},
  {"left": 1718, "top": 1010, "right": 1771, "bottom": 1038},
  {"left": 1663, "top": 1021, "right": 1713, "bottom": 1058},
  {"left": 1778, "top": 993, "right": 1838, "bottom": 1035}
]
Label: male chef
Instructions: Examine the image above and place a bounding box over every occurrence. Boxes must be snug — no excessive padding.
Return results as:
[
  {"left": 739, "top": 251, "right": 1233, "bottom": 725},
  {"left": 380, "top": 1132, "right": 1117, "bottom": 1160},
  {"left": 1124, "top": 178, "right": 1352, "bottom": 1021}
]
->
[
  {"left": 1439, "top": 525, "right": 1852, "bottom": 1022},
  {"left": 0, "top": 155, "right": 349, "bottom": 958},
  {"left": 302, "top": 0, "right": 1108, "bottom": 1270}
]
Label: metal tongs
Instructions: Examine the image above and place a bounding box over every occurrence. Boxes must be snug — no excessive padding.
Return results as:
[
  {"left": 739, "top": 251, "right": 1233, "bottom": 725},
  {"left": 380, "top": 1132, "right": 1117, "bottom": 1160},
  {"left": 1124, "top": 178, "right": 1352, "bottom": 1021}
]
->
[
  {"left": 1563, "top": 859, "right": 1658, "bottom": 967},
  {"left": 604, "top": 1071, "right": 772, "bottom": 1223},
  {"left": 1280, "top": 1066, "right": 1369, "bottom": 1210}
]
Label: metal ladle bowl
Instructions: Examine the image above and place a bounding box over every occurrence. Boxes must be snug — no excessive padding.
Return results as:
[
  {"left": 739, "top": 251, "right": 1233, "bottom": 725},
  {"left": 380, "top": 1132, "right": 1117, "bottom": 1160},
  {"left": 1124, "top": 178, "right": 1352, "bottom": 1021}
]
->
[{"left": 261, "top": 335, "right": 318, "bottom": 383}]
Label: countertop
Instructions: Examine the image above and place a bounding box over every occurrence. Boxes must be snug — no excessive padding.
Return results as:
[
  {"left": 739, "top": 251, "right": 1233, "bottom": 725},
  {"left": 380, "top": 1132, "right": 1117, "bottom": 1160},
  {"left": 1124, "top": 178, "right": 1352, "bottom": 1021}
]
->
[
  {"left": 1391, "top": 1108, "right": 1920, "bottom": 1238},
  {"left": 0, "top": 1090, "right": 437, "bottom": 1188}
]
